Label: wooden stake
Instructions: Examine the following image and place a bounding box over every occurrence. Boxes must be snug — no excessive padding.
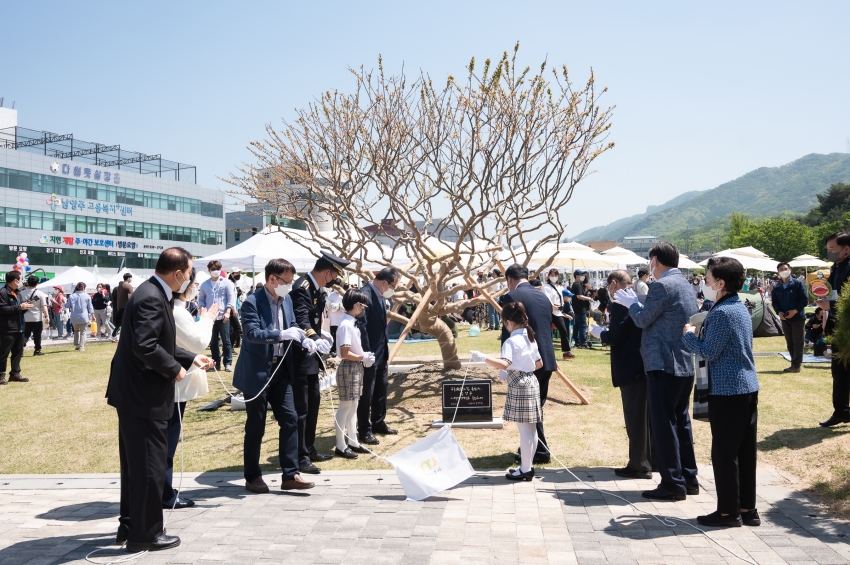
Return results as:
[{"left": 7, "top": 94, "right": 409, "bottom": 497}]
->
[{"left": 386, "top": 288, "right": 433, "bottom": 366}]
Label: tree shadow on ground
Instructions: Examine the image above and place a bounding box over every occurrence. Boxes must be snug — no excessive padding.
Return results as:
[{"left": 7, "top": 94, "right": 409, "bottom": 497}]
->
[
  {"left": 758, "top": 426, "right": 850, "bottom": 451},
  {"left": 36, "top": 502, "right": 118, "bottom": 522}
]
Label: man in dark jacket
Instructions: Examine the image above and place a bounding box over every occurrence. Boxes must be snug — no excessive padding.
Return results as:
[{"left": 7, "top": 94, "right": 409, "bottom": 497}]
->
[
  {"left": 0, "top": 271, "right": 34, "bottom": 385},
  {"left": 595, "top": 270, "right": 652, "bottom": 478},
  {"left": 105, "top": 248, "right": 213, "bottom": 553},
  {"left": 500, "top": 263, "right": 558, "bottom": 464},
  {"left": 818, "top": 232, "right": 850, "bottom": 427},
  {"left": 570, "top": 269, "right": 593, "bottom": 348},
  {"left": 772, "top": 261, "right": 809, "bottom": 373}
]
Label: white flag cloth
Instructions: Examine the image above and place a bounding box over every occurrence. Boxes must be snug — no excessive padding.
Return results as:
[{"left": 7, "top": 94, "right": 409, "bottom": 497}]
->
[{"left": 386, "top": 426, "right": 475, "bottom": 501}]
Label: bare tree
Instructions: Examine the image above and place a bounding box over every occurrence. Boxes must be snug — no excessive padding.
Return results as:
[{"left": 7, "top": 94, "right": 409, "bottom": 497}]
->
[{"left": 228, "top": 44, "right": 614, "bottom": 369}]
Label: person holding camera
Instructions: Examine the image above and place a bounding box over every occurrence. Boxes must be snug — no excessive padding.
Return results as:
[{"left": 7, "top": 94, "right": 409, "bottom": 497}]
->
[
  {"left": 0, "top": 271, "right": 35, "bottom": 385},
  {"left": 21, "top": 275, "right": 49, "bottom": 356}
]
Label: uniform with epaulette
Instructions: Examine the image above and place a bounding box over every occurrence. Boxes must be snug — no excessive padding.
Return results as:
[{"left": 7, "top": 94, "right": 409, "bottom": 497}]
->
[{"left": 289, "top": 251, "right": 350, "bottom": 473}]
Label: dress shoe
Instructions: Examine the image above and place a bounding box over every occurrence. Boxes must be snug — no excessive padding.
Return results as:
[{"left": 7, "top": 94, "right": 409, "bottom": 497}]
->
[
  {"left": 563, "top": 352, "right": 575, "bottom": 360},
  {"left": 281, "top": 475, "right": 315, "bottom": 490},
  {"left": 309, "top": 451, "right": 333, "bottom": 462},
  {"left": 349, "top": 444, "right": 371, "bottom": 454},
  {"left": 513, "top": 452, "right": 550, "bottom": 465},
  {"left": 696, "top": 511, "right": 742, "bottom": 528},
  {"left": 687, "top": 483, "right": 700, "bottom": 496},
  {"left": 33, "top": 350, "right": 44, "bottom": 356},
  {"left": 820, "top": 412, "right": 850, "bottom": 427},
  {"left": 0, "top": 376, "right": 7, "bottom": 385},
  {"left": 741, "top": 509, "right": 761, "bottom": 526},
  {"left": 8, "top": 373, "right": 28, "bottom": 383},
  {"left": 373, "top": 426, "right": 398, "bottom": 435},
  {"left": 614, "top": 467, "right": 652, "bottom": 480},
  {"left": 641, "top": 487, "right": 686, "bottom": 501},
  {"left": 299, "top": 463, "right": 321, "bottom": 475},
  {"left": 126, "top": 533, "right": 181, "bottom": 552},
  {"left": 359, "top": 433, "right": 380, "bottom": 445},
  {"left": 115, "top": 526, "right": 129, "bottom": 545},
  {"left": 334, "top": 447, "right": 358, "bottom": 459},
  {"left": 783, "top": 366, "right": 801, "bottom": 373},
  {"left": 162, "top": 496, "right": 195, "bottom": 509},
  {"left": 245, "top": 477, "right": 270, "bottom": 494},
  {"left": 505, "top": 468, "right": 535, "bottom": 481}
]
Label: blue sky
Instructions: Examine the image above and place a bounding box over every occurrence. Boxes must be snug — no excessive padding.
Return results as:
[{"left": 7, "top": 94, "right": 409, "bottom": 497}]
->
[{"left": 2, "top": 1, "right": 848, "bottom": 237}]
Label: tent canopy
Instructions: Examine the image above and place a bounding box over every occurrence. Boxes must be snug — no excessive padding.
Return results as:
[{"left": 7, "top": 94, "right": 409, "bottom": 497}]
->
[
  {"left": 699, "top": 249, "right": 779, "bottom": 272},
  {"left": 524, "top": 241, "right": 620, "bottom": 270},
  {"left": 678, "top": 255, "right": 702, "bottom": 270},
  {"left": 36, "top": 266, "right": 99, "bottom": 292},
  {"left": 600, "top": 246, "right": 649, "bottom": 265},
  {"left": 789, "top": 254, "right": 831, "bottom": 268}
]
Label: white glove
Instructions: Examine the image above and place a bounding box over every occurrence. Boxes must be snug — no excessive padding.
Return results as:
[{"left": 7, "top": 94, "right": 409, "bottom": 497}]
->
[
  {"left": 362, "top": 352, "right": 376, "bottom": 368},
  {"left": 280, "top": 327, "right": 307, "bottom": 341},
  {"left": 589, "top": 325, "right": 604, "bottom": 339},
  {"left": 316, "top": 339, "right": 332, "bottom": 355},
  {"left": 614, "top": 288, "right": 639, "bottom": 308},
  {"left": 301, "top": 337, "right": 318, "bottom": 355},
  {"left": 329, "top": 303, "right": 340, "bottom": 312},
  {"left": 469, "top": 350, "right": 487, "bottom": 363},
  {"left": 320, "top": 329, "right": 333, "bottom": 342},
  {"left": 498, "top": 370, "right": 508, "bottom": 382}
]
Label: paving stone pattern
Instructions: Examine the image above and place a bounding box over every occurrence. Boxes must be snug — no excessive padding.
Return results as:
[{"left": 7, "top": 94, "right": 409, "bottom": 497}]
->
[{"left": 1, "top": 466, "right": 848, "bottom": 564}]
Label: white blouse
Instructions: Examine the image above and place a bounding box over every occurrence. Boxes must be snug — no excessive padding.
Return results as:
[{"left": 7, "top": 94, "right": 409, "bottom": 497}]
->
[
  {"left": 335, "top": 313, "right": 364, "bottom": 357},
  {"left": 173, "top": 299, "right": 215, "bottom": 401},
  {"left": 501, "top": 328, "right": 542, "bottom": 373}
]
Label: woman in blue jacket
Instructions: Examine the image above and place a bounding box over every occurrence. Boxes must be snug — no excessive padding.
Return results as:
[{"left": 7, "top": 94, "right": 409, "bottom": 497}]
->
[{"left": 682, "top": 256, "right": 760, "bottom": 528}]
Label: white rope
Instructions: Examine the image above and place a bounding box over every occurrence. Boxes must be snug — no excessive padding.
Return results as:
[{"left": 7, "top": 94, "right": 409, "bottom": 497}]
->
[{"left": 211, "top": 340, "right": 294, "bottom": 403}]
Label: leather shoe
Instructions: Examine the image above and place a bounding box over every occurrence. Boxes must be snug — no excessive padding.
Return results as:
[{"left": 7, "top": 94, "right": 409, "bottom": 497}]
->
[
  {"left": 281, "top": 475, "right": 314, "bottom": 490},
  {"left": 245, "top": 477, "right": 270, "bottom": 494},
  {"left": 820, "top": 413, "right": 850, "bottom": 427},
  {"left": 334, "top": 447, "right": 358, "bottom": 459},
  {"left": 741, "top": 509, "right": 761, "bottom": 526},
  {"left": 687, "top": 483, "right": 700, "bottom": 496},
  {"left": 8, "top": 373, "right": 28, "bottom": 383},
  {"left": 641, "top": 487, "right": 686, "bottom": 501},
  {"left": 359, "top": 433, "right": 380, "bottom": 445},
  {"left": 126, "top": 533, "right": 180, "bottom": 552},
  {"left": 309, "top": 451, "right": 333, "bottom": 462},
  {"left": 614, "top": 467, "right": 652, "bottom": 480},
  {"left": 513, "top": 452, "right": 550, "bottom": 465},
  {"left": 162, "top": 496, "right": 195, "bottom": 509},
  {"left": 115, "top": 526, "right": 128, "bottom": 545},
  {"left": 349, "top": 444, "right": 371, "bottom": 454},
  {"left": 299, "top": 463, "right": 321, "bottom": 475},
  {"left": 696, "top": 511, "right": 742, "bottom": 528},
  {"left": 373, "top": 426, "right": 398, "bottom": 435}
]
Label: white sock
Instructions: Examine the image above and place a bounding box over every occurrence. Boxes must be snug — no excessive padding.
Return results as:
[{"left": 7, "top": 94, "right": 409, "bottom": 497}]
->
[
  {"left": 345, "top": 403, "right": 361, "bottom": 448},
  {"left": 335, "top": 401, "right": 354, "bottom": 451},
  {"left": 517, "top": 423, "right": 538, "bottom": 473}
]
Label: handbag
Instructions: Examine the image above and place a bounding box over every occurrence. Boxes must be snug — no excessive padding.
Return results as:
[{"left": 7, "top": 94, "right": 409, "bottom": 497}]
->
[{"left": 692, "top": 321, "right": 711, "bottom": 422}]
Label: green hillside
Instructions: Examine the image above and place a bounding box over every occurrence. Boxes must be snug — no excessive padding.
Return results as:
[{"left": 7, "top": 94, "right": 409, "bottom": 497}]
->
[{"left": 573, "top": 153, "right": 850, "bottom": 242}]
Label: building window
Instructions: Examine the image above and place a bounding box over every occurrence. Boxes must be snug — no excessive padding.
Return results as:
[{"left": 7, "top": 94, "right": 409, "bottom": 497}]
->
[{"left": 234, "top": 230, "right": 240, "bottom": 242}]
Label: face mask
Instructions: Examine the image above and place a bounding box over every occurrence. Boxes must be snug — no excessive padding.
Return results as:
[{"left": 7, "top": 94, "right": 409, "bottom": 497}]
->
[
  {"left": 701, "top": 280, "right": 719, "bottom": 302},
  {"left": 828, "top": 250, "right": 843, "bottom": 262},
  {"left": 325, "top": 274, "right": 341, "bottom": 289},
  {"left": 275, "top": 283, "right": 292, "bottom": 298},
  {"left": 176, "top": 271, "right": 191, "bottom": 294},
  {"left": 183, "top": 286, "right": 197, "bottom": 302},
  {"left": 549, "top": 276, "right": 559, "bottom": 284},
  {"left": 233, "top": 275, "right": 241, "bottom": 281},
  {"left": 209, "top": 270, "right": 220, "bottom": 279},
  {"left": 779, "top": 270, "right": 791, "bottom": 279},
  {"left": 382, "top": 287, "right": 395, "bottom": 299},
  {"left": 577, "top": 275, "right": 584, "bottom": 282}
]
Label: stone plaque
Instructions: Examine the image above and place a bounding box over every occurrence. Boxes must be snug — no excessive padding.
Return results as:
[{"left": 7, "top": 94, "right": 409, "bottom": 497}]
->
[{"left": 441, "top": 379, "right": 493, "bottom": 423}]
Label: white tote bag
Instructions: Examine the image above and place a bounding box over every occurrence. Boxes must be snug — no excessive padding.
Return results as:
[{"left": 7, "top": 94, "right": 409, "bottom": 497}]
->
[
  {"left": 386, "top": 426, "right": 475, "bottom": 501},
  {"left": 175, "top": 367, "right": 209, "bottom": 403}
]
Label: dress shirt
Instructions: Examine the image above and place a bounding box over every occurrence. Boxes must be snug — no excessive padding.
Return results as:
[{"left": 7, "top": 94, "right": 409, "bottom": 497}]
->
[
  {"left": 199, "top": 276, "right": 236, "bottom": 320},
  {"left": 263, "top": 287, "right": 286, "bottom": 357},
  {"left": 151, "top": 274, "right": 173, "bottom": 302}
]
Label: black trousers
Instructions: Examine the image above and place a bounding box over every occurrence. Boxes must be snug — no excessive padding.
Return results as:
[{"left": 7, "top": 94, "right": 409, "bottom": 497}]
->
[
  {"left": 244, "top": 370, "right": 299, "bottom": 481},
  {"left": 534, "top": 369, "right": 553, "bottom": 457},
  {"left": 831, "top": 358, "right": 850, "bottom": 416},
  {"left": 708, "top": 392, "right": 758, "bottom": 514},
  {"left": 781, "top": 318, "right": 805, "bottom": 368},
  {"left": 620, "top": 379, "right": 653, "bottom": 472},
  {"left": 23, "top": 321, "right": 43, "bottom": 352},
  {"left": 117, "top": 410, "right": 168, "bottom": 543},
  {"left": 0, "top": 332, "right": 24, "bottom": 376},
  {"left": 330, "top": 326, "right": 338, "bottom": 353},
  {"left": 112, "top": 308, "right": 125, "bottom": 336},
  {"left": 551, "top": 315, "right": 571, "bottom": 353},
  {"left": 294, "top": 374, "right": 321, "bottom": 466},
  {"left": 646, "top": 371, "right": 698, "bottom": 494},
  {"left": 358, "top": 360, "right": 389, "bottom": 435},
  {"left": 162, "top": 402, "right": 186, "bottom": 504}
]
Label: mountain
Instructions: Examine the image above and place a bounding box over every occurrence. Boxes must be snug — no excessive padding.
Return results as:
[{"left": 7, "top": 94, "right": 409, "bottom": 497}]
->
[{"left": 572, "top": 153, "right": 850, "bottom": 242}]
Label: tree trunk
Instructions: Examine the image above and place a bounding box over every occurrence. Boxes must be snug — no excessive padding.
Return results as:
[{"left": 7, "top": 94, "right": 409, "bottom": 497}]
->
[{"left": 417, "top": 312, "right": 461, "bottom": 370}]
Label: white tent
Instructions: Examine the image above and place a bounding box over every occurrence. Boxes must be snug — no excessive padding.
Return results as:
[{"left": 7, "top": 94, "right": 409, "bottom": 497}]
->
[
  {"left": 600, "top": 246, "right": 649, "bottom": 265},
  {"left": 36, "top": 266, "right": 99, "bottom": 292},
  {"left": 196, "top": 227, "right": 324, "bottom": 272},
  {"left": 789, "top": 254, "right": 831, "bottom": 269},
  {"left": 525, "top": 241, "right": 620, "bottom": 271},
  {"left": 103, "top": 268, "right": 145, "bottom": 289},
  {"left": 699, "top": 249, "right": 779, "bottom": 272},
  {"left": 678, "top": 255, "right": 702, "bottom": 270}
]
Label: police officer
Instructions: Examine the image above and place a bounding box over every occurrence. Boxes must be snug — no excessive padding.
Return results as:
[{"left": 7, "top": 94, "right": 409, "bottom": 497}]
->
[{"left": 290, "top": 251, "right": 350, "bottom": 474}]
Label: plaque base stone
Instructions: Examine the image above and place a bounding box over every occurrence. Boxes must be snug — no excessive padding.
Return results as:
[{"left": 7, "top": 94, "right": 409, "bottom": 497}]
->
[{"left": 430, "top": 418, "right": 504, "bottom": 429}]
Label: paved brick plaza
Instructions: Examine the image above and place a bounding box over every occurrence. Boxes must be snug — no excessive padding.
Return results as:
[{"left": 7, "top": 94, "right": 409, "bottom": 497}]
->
[{"left": 1, "top": 466, "right": 848, "bottom": 565}]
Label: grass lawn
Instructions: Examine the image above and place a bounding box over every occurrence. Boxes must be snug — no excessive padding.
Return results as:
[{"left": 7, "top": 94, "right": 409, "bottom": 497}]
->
[{"left": 2, "top": 332, "right": 849, "bottom": 517}]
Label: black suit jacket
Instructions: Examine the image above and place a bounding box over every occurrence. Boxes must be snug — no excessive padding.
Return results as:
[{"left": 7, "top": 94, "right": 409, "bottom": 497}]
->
[
  {"left": 499, "top": 282, "right": 556, "bottom": 372},
  {"left": 290, "top": 274, "right": 326, "bottom": 375},
  {"left": 356, "top": 282, "right": 389, "bottom": 363},
  {"left": 105, "top": 279, "right": 196, "bottom": 420},
  {"left": 600, "top": 302, "right": 645, "bottom": 387}
]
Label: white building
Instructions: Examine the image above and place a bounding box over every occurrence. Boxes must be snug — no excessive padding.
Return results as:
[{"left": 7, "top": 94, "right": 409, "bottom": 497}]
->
[
  {"left": 0, "top": 107, "right": 225, "bottom": 277},
  {"left": 620, "top": 236, "right": 659, "bottom": 259}
]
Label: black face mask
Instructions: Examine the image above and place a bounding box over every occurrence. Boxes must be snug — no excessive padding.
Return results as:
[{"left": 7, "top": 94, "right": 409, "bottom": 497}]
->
[
  {"left": 233, "top": 275, "right": 241, "bottom": 280},
  {"left": 325, "top": 276, "right": 341, "bottom": 289}
]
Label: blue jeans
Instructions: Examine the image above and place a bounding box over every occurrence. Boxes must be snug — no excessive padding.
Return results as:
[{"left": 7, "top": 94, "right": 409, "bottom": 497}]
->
[
  {"left": 573, "top": 311, "right": 588, "bottom": 346},
  {"left": 210, "top": 319, "right": 232, "bottom": 367},
  {"left": 487, "top": 303, "right": 500, "bottom": 329},
  {"left": 51, "top": 312, "right": 65, "bottom": 337}
]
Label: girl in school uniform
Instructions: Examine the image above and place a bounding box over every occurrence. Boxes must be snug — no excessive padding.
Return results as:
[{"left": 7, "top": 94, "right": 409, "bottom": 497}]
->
[
  {"left": 333, "top": 289, "right": 376, "bottom": 459},
  {"left": 471, "top": 302, "right": 543, "bottom": 481}
]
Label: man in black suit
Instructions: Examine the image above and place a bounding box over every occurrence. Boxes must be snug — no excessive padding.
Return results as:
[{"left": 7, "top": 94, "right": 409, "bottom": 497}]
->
[
  {"left": 290, "top": 251, "right": 350, "bottom": 474},
  {"left": 500, "top": 264, "right": 557, "bottom": 464},
  {"left": 356, "top": 267, "right": 399, "bottom": 445},
  {"left": 105, "top": 248, "right": 214, "bottom": 553},
  {"left": 595, "top": 270, "right": 653, "bottom": 479}
]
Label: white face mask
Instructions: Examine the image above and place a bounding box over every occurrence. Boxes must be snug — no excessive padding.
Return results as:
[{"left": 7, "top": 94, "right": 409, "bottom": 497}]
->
[
  {"left": 779, "top": 270, "right": 791, "bottom": 279},
  {"left": 183, "top": 286, "right": 196, "bottom": 302},
  {"left": 275, "top": 283, "right": 293, "bottom": 299},
  {"left": 176, "top": 271, "right": 191, "bottom": 294},
  {"left": 549, "top": 276, "right": 559, "bottom": 284},
  {"left": 209, "top": 270, "right": 220, "bottom": 279},
  {"left": 577, "top": 275, "right": 584, "bottom": 282},
  {"left": 701, "top": 280, "right": 720, "bottom": 302},
  {"left": 382, "top": 287, "right": 395, "bottom": 299}
]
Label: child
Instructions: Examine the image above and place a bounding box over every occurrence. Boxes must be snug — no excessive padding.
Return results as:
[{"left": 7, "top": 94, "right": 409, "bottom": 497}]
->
[
  {"left": 471, "top": 302, "right": 543, "bottom": 481},
  {"left": 333, "top": 289, "right": 376, "bottom": 459}
]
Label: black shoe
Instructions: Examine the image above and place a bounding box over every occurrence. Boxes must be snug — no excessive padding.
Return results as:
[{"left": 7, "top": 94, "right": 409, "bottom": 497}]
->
[
  {"left": 614, "top": 467, "right": 652, "bottom": 480},
  {"left": 359, "top": 433, "right": 380, "bottom": 445},
  {"left": 349, "top": 444, "right": 371, "bottom": 454},
  {"left": 783, "top": 366, "right": 801, "bottom": 373},
  {"left": 8, "top": 373, "right": 28, "bottom": 383},
  {"left": 115, "top": 526, "right": 128, "bottom": 545},
  {"left": 820, "top": 413, "right": 850, "bottom": 427},
  {"left": 696, "top": 511, "right": 742, "bottom": 528},
  {"left": 532, "top": 454, "right": 551, "bottom": 465},
  {"left": 687, "top": 483, "right": 700, "bottom": 496},
  {"left": 505, "top": 468, "right": 535, "bottom": 481},
  {"left": 126, "top": 534, "right": 181, "bottom": 552},
  {"left": 641, "top": 487, "right": 686, "bottom": 501},
  {"left": 33, "top": 350, "right": 44, "bottom": 356},
  {"left": 741, "top": 509, "right": 761, "bottom": 526},
  {"left": 334, "top": 447, "right": 358, "bottom": 460},
  {"left": 299, "top": 463, "right": 321, "bottom": 475},
  {"left": 309, "top": 451, "right": 333, "bottom": 462},
  {"left": 373, "top": 426, "right": 398, "bottom": 435},
  {"left": 162, "top": 496, "right": 195, "bottom": 510},
  {"left": 0, "top": 376, "right": 6, "bottom": 385}
]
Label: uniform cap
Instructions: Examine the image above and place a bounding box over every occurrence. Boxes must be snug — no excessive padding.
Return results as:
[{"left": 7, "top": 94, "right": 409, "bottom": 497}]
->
[{"left": 320, "top": 251, "right": 350, "bottom": 276}]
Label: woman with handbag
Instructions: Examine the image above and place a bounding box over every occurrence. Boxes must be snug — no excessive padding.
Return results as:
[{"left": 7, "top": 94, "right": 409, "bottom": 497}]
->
[
  {"left": 682, "top": 256, "right": 760, "bottom": 528},
  {"left": 49, "top": 287, "right": 67, "bottom": 339}
]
